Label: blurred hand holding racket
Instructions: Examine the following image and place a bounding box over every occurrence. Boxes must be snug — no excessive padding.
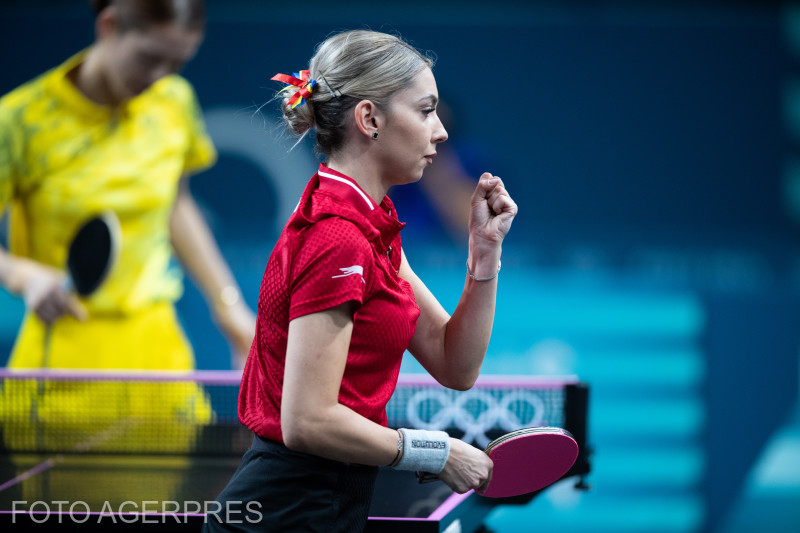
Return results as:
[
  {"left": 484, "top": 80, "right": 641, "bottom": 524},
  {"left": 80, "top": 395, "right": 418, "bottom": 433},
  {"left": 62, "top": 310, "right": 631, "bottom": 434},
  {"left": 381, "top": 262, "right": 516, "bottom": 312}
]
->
[
  {"left": 18, "top": 211, "right": 120, "bottom": 327},
  {"left": 418, "top": 427, "right": 579, "bottom": 498},
  {"left": 39, "top": 211, "right": 121, "bottom": 366}
]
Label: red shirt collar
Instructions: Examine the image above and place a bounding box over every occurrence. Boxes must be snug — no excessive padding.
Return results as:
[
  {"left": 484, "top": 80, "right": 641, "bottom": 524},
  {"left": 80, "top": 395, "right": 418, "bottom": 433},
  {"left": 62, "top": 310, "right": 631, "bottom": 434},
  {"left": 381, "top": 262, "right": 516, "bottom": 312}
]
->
[
  {"left": 303, "top": 163, "right": 404, "bottom": 253},
  {"left": 317, "top": 164, "right": 377, "bottom": 212}
]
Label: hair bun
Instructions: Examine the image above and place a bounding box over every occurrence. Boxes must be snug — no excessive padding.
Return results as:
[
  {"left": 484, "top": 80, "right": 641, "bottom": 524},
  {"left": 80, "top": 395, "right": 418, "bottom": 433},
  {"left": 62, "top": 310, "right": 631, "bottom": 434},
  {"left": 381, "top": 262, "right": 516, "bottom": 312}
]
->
[
  {"left": 279, "top": 86, "right": 315, "bottom": 136},
  {"left": 275, "top": 30, "right": 431, "bottom": 156}
]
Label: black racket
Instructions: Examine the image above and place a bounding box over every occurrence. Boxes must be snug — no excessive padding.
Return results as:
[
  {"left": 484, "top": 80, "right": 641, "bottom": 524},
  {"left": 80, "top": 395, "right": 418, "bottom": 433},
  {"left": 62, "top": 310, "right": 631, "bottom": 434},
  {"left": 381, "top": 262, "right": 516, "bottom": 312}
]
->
[
  {"left": 42, "top": 211, "right": 121, "bottom": 367},
  {"left": 65, "top": 211, "right": 121, "bottom": 296}
]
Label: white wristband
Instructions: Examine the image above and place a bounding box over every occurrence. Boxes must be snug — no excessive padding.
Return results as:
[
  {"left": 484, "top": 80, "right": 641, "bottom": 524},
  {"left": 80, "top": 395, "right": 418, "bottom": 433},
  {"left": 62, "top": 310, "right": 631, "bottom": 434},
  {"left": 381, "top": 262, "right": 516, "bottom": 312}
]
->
[{"left": 393, "top": 428, "right": 450, "bottom": 474}]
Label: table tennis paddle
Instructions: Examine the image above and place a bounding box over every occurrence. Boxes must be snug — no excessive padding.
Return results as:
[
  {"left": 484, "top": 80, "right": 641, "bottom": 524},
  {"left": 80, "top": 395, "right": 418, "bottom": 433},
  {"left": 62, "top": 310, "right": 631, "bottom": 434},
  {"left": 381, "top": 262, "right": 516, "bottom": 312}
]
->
[
  {"left": 64, "top": 211, "right": 121, "bottom": 296},
  {"left": 416, "top": 427, "right": 579, "bottom": 498},
  {"left": 41, "top": 211, "right": 121, "bottom": 367}
]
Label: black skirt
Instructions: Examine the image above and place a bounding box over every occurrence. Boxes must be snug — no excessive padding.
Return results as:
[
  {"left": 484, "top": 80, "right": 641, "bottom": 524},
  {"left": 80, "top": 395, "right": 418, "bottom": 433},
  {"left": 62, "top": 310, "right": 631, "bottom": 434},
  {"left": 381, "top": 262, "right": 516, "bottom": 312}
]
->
[{"left": 203, "top": 435, "right": 379, "bottom": 533}]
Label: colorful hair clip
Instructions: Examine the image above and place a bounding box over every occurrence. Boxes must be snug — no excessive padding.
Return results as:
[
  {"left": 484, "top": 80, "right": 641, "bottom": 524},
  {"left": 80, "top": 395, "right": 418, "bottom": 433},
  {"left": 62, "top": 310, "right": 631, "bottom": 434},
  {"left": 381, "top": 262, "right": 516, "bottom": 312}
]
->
[{"left": 271, "top": 70, "right": 317, "bottom": 109}]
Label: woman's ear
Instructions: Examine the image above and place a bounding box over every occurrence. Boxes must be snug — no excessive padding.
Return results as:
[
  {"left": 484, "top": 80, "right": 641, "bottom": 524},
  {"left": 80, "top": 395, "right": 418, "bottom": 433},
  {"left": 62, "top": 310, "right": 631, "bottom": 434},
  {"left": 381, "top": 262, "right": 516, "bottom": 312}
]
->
[{"left": 352, "top": 99, "right": 383, "bottom": 140}]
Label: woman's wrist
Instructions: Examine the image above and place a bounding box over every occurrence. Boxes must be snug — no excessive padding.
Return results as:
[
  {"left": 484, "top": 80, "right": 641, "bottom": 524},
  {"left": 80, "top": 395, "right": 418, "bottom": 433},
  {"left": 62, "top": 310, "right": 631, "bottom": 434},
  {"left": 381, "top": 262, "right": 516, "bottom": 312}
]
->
[
  {"left": 389, "top": 429, "right": 404, "bottom": 467},
  {"left": 213, "top": 285, "right": 241, "bottom": 312},
  {"left": 391, "top": 428, "right": 450, "bottom": 473},
  {"left": 210, "top": 290, "right": 256, "bottom": 355},
  {"left": 467, "top": 259, "right": 501, "bottom": 282},
  {"left": 466, "top": 245, "right": 502, "bottom": 281}
]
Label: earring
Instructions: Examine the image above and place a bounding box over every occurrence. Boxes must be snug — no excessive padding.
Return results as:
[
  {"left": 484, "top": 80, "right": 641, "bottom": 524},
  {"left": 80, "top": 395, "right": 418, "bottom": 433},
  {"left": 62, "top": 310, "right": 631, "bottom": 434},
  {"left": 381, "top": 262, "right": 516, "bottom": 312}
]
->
[{"left": 372, "top": 131, "right": 379, "bottom": 140}]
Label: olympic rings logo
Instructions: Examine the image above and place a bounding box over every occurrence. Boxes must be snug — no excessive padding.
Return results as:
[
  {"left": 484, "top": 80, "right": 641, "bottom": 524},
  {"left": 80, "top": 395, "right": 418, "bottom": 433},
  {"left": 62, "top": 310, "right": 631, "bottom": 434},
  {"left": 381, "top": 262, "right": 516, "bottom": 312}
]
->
[{"left": 401, "top": 389, "right": 548, "bottom": 448}]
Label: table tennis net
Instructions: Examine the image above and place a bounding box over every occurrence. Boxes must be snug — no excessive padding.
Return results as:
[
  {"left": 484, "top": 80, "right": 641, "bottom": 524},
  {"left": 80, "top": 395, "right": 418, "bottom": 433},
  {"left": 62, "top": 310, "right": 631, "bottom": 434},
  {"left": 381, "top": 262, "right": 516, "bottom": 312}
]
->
[{"left": 0, "top": 371, "right": 573, "bottom": 455}]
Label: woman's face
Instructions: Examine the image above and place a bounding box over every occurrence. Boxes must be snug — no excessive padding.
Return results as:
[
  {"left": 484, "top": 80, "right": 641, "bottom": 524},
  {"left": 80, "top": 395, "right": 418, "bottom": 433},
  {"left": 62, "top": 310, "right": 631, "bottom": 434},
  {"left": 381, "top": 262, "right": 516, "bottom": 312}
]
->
[
  {"left": 377, "top": 67, "right": 449, "bottom": 185},
  {"left": 100, "top": 23, "right": 203, "bottom": 102}
]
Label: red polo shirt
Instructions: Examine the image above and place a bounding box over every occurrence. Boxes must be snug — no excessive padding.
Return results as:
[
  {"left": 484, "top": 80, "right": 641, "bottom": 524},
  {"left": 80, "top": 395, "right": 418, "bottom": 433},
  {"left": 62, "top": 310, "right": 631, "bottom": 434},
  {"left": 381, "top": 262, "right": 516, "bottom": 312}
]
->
[{"left": 238, "top": 164, "right": 421, "bottom": 442}]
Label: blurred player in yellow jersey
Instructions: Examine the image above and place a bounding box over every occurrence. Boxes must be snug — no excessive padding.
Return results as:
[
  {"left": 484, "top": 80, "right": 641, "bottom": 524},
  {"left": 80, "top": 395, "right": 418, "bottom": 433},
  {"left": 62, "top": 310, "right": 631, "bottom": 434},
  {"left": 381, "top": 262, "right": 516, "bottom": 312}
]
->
[
  {"left": 0, "top": 0, "right": 255, "bottom": 371},
  {"left": 0, "top": 0, "right": 254, "bottom": 459}
]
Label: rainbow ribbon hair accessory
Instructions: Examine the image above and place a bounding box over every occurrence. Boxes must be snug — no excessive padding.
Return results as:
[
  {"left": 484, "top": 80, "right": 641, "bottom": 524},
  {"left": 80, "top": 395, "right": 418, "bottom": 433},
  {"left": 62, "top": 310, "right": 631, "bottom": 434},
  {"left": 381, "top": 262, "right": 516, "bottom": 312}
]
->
[{"left": 271, "top": 70, "right": 317, "bottom": 109}]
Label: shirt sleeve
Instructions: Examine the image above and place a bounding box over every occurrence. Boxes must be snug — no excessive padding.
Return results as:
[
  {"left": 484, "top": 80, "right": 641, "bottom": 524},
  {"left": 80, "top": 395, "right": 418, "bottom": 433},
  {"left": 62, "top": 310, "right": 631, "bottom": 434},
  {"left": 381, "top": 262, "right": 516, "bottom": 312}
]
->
[
  {"left": 288, "top": 217, "right": 372, "bottom": 321},
  {"left": 0, "top": 103, "right": 22, "bottom": 216}
]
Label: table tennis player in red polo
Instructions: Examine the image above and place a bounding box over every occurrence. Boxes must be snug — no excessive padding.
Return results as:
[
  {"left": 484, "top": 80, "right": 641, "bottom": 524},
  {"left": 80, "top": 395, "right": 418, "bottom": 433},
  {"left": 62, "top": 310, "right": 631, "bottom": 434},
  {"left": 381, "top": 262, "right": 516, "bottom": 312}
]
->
[{"left": 205, "top": 29, "right": 517, "bottom": 532}]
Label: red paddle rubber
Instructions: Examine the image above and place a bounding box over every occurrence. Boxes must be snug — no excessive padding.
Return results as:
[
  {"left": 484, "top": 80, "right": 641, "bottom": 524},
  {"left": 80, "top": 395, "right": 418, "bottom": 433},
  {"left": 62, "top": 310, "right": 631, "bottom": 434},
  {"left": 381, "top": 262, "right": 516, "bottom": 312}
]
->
[{"left": 478, "top": 430, "right": 578, "bottom": 498}]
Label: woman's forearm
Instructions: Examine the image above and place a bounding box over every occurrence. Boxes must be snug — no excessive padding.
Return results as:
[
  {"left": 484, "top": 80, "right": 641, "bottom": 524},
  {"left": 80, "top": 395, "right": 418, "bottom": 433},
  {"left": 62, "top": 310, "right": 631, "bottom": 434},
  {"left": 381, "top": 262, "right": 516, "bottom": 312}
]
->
[
  {"left": 0, "top": 245, "right": 26, "bottom": 295},
  {"left": 440, "top": 174, "right": 516, "bottom": 388},
  {"left": 169, "top": 179, "right": 256, "bottom": 359},
  {"left": 282, "top": 305, "right": 399, "bottom": 465},
  {"left": 406, "top": 174, "right": 515, "bottom": 390},
  {"left": 282, "top": 400, "right": 400, "bottom": 466},
  {"left": 441, "top": 245, "right": 502, "bottom": 388},
  {"left": 170, "top": 182, "right": 240, "bottom": 313},
  {"left": 0, "top": 245, "right": 86, "bottom": 323}
]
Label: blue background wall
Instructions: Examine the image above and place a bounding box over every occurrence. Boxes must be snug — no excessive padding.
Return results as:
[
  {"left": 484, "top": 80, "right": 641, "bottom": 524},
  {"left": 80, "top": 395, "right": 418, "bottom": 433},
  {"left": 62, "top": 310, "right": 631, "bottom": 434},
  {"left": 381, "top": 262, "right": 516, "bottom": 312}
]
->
[{"left": 1, "top": 1, "right": 798, "bottom": 531}]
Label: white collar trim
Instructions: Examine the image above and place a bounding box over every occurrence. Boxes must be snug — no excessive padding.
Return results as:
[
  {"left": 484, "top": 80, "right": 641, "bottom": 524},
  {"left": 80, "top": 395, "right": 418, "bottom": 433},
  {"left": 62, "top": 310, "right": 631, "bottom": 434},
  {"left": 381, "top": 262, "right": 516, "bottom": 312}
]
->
[{"left": 318, "top": 170, "right": 375, "bottom": 211}]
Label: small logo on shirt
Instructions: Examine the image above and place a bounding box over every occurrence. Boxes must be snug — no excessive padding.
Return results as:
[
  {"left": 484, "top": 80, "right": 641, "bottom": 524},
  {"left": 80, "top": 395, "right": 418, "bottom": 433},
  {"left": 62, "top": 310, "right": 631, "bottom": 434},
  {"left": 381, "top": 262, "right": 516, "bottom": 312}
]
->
[{"left": 332, "top": 265, "right": 365, "bottom": 283}]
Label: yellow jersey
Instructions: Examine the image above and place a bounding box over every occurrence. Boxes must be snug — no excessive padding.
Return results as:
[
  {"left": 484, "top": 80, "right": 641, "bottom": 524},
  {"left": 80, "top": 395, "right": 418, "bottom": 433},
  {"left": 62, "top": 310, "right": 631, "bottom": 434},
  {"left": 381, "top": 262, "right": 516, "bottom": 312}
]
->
[
  {"left": 0, "top": 51, "right": 217, "bottom": 315},
  {"left": 0, "top": 53, "right": 216, "bottom": 452}
]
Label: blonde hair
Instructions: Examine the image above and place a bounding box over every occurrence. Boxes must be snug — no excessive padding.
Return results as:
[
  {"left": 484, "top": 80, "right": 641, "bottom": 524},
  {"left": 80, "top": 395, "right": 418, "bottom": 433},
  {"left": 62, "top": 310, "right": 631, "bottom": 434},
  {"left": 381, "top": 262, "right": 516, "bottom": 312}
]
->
[{"left": 278, "top": 30, "right": 434, "bottom": 156}]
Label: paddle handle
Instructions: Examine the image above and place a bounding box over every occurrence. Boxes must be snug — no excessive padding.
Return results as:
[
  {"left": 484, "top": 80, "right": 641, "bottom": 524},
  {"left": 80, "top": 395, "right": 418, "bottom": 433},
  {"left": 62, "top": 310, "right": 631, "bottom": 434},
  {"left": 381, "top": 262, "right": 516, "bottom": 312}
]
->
[{"left": 416, "top": 471, "right": 441, "bottom": 484}]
